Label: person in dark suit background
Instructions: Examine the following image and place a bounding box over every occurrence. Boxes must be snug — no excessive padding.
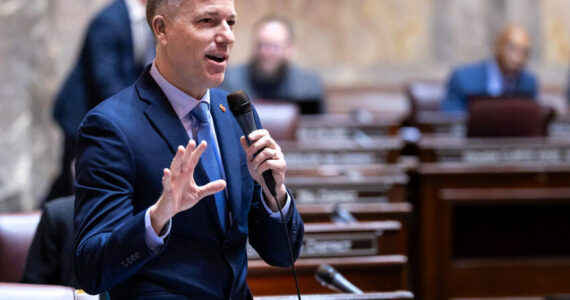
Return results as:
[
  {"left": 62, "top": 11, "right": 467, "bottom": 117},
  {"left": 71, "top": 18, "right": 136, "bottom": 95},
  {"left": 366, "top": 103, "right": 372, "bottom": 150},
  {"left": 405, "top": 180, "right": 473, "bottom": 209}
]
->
[
  {"left": 74, "top": 0, "right": 304, "bottom": 298},
  {"left": 46, "top": 0, "right": 154, "bottom": 202},
  {"left": 220, "top": 16, "right": 325, "bottom": 114},
  {"left": 441, "top": 25, "right": 538, "bottom": 112},
  {"left": 21, "top": 195, "right": 78, "bottom": 288}
]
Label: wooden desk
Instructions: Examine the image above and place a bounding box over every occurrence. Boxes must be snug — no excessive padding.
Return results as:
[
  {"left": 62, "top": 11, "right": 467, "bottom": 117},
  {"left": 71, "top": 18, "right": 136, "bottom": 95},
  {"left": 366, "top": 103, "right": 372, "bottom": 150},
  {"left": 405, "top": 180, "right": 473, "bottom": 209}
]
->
[
  {"left": 296, "top": 114, "right": 401, "bottom": 141},
  {"left": 416, "top": 162, "right": 570, "bottom": 300},
  {"left": 417, "top": 136, "right": 570, "bottom": 164},
  {"left": 254, "top": 291, "right": 414, "bottom": 299},
  {"left": 248, "top": 222, "right": 406, "bottom": 259},
  {"left": 298, "top": 202, "right": 412, "bottom": 224},
  {"left": 286, "top": 164, "right": 408, "bottom": 204},
  {"left": 280, "top": 138, "right": 402, "bottom": 167},
  {"left": 248, "top": 255, "right": 408, "bottom": 296},
  {"left": 413, "top": 112, "right": 570, "bottom": 137}
]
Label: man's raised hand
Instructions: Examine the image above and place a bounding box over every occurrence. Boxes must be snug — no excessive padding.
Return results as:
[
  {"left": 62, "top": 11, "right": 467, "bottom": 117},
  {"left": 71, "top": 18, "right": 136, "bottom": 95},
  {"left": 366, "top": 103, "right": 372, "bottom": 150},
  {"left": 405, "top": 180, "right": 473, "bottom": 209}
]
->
[{"left": 149, "top": 140, "right": 226, "bottom": 234}]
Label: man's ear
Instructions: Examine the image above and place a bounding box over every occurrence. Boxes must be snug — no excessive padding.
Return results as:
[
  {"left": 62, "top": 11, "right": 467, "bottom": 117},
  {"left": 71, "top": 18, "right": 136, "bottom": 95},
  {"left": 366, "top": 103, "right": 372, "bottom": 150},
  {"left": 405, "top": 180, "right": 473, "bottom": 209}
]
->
[{"left": 153, "top": 15, "right": 168, "bottom": 46}]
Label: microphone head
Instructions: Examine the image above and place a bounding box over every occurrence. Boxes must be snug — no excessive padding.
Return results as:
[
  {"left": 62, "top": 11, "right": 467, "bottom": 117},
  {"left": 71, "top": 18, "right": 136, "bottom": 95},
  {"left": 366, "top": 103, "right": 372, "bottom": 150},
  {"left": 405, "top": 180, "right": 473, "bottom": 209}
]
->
[
  {"left": 315, "top": 264, "right": 337, "bottom": 284},
  {"left": 227, "top": 90, "right": 252, "bottom": 117}
]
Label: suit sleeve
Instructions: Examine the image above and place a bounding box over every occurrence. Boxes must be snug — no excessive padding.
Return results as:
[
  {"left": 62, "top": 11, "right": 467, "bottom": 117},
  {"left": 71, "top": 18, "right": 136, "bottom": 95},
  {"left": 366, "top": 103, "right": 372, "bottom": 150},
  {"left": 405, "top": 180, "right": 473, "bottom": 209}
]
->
[
  {"left": 74, "top": 112, "right": 161, "bottom": 294},
  {"left": 246, "top": 108, "right": 304, "bottom": 267},
  {"left": 85, "top": 16, "right": 131, "bottom": 102},
  {"left": 441, "top": 69, "right": 467, "bottom": 112}
]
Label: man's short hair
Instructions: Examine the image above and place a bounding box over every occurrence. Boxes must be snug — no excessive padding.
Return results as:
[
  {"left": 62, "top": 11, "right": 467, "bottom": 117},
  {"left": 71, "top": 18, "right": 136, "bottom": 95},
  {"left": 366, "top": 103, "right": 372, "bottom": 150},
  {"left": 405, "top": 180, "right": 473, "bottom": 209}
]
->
[
  {"left": 146, "top": 0, "right": 184, "bottom": 31},
  {"left": 254, "top": 15, "right": 295, "bottom": 42}
]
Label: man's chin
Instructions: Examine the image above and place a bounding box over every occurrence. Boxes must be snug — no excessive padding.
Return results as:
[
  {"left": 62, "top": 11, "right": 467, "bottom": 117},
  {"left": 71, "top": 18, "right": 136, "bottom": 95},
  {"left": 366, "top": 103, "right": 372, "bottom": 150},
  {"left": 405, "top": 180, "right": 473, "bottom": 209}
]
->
[{"left": 207, "top": 74, "right": 225, "bottom": 88}]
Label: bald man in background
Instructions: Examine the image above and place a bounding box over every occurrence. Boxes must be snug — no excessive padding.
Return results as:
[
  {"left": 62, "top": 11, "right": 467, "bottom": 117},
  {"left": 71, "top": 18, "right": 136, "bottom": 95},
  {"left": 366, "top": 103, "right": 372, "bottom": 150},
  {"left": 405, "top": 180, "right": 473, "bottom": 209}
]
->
[
  {"left": 441, "top": 25, "right": 538, "bottom": 112},
  {"left": 220, "top": 16, "right": 325, "bottom": 114}
]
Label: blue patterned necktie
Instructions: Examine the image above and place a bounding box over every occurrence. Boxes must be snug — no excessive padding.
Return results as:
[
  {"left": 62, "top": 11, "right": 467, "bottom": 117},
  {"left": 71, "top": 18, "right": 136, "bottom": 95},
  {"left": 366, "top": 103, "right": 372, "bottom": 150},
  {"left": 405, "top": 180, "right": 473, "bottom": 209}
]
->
[{"left": 191, "top": 101, "right": 227, "bottom": 232}]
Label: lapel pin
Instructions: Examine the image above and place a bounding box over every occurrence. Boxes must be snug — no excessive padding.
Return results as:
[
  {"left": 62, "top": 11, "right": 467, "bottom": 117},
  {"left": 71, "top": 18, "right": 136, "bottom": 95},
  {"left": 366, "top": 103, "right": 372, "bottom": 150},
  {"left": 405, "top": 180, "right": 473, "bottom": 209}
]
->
[{"left": 219, "top": 104, "right": 226, "bottom": 112}]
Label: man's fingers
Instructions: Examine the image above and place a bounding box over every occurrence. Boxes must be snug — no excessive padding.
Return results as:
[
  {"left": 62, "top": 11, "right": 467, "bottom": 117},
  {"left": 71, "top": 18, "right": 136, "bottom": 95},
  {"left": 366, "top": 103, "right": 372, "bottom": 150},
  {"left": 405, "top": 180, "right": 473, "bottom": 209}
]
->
[
  {"left": 162, "top": 168, "right": 172, "bottom": 192},
  {"left": 251, "top": 147, "right": 277, "bottom": 168},
  {"left": 188, "top": 141, "right": 207, "bottom": 168},
  {"left": 252, "top": 135, "right": 278, "bottom": 152},
  {"left": 198, "top": 179, "right": 226, "bottom": 198},
  {"left": 247, "top": 129, "right": 270, "bottom": 143},
  {"left": 170, "top": 146, "right": 186, "bottom": 176},
  {"left": 256, "top": 158, "right": 286, "bottom": 175},
  {"left": 248, "top": 136, "right": 279, "bottom": 158},
  {"left": 240, "top": 136, "right": 248, "bottom": 149},
  {"left": 243, "top": 137, "right": 278, "bottom": 161},
  {"left": 180, "top": 140, "right": 197, "bottom": 172}
]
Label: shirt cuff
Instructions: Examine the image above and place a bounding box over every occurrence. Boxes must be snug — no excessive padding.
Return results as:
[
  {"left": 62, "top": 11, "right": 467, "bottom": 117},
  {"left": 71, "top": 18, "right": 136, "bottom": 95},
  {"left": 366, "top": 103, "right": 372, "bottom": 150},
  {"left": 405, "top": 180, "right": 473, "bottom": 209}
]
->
[
  {"left": 144, "top": 207, "right": 171, "bottom": 254},
  {"left": 260, "top": 189, "right": 292, "bottom": 222}
]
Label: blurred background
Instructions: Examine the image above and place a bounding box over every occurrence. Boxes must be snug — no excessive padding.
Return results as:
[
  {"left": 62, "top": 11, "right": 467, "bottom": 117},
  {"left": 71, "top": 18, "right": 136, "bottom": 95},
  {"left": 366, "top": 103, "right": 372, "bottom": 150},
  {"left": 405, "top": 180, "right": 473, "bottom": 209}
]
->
[
  {"left": 3, "top": 0, "right": 570, "bottom": 211},
  {"left": 3, "top": 1, "right": 570, "bottom": 299}
]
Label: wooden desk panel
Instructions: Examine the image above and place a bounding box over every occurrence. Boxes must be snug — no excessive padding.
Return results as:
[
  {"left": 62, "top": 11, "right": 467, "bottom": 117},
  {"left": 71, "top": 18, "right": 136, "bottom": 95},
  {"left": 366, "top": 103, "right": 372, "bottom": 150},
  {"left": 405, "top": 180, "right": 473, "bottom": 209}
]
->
[
  {"left": 413, "top": 112, "right": 570, "bottom": 138},
  {"left": 296, "top": 114, "right": 401, "bottom": 141},
  {"left": 254, "top": 291, "right": 414, "bottom": 300},
  {"left": 418, "top": 136, "right": 570, "bottom": 164},
  {"left": 280, "top": 138, "right": 402, "bottom": 167},
  {"left": 248, "top": 222, "right": 406, "bottom": 259},
  {"left": 286, "top": 164, "right": 408, "bottom": 204},
  {"left": 248, "top": 255, "right": 408, "bottom": 296},
  {"left": 417, "top": 163, "right": 570, "bottom": 300},
  {"left": 298, "top": 202, "right": 412, "bottom": 224}
]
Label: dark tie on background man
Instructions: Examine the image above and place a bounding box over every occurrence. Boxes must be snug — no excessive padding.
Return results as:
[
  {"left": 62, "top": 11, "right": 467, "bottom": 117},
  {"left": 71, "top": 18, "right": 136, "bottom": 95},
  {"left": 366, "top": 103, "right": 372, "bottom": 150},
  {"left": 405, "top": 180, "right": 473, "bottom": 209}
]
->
[{"left": 191, "top": 101, "right": 228, "bottom": 232}]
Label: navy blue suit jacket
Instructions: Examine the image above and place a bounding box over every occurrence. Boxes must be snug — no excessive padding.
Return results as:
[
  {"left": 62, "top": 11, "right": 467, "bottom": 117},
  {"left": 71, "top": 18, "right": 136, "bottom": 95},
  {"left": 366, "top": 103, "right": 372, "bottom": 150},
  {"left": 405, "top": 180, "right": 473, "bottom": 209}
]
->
[
  {"left": 53, "top": 0, "right": 142, "bottom": 137},
  {"left": 74, "top": 68, "right": 304, "bottom": 299},
  {"left": 441, "top": 60, "right": 538, "bottom": 112}
]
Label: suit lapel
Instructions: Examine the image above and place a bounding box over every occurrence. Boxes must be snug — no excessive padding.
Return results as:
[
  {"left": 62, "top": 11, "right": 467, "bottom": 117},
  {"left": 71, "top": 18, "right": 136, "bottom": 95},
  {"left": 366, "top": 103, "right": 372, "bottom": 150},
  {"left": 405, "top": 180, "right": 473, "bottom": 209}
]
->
[
  {"left": 210, "top": 90, "right": 242, "bottom": 226},
  {"left": 137, "top": 70, "right": 189, "bottom": 155},
  {"left": 136, "top": 70, "right": 225, "bottom": 235}
]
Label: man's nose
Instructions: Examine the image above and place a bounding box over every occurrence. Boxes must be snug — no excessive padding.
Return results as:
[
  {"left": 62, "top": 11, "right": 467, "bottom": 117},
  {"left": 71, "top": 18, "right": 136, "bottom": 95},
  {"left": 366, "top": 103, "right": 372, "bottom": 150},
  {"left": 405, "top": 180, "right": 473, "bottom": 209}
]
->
[{"left": 215, "top": 21, "right": 235, "bottom": 45}]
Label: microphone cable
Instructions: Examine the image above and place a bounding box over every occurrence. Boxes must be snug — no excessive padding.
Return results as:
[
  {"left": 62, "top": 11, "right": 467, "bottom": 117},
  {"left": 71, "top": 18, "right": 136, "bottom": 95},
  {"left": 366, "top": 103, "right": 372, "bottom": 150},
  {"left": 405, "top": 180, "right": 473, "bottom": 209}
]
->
[{"left": 267, "top": 188, "right": 301, "bottom": 300}]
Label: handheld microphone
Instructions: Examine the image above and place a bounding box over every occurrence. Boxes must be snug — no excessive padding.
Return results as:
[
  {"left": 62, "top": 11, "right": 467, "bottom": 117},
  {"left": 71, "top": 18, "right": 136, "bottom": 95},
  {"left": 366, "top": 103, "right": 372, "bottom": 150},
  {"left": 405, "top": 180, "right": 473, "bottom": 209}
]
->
[
  {"left": 228, "top": 90, "right": 302, "bottom": 300},
  {"left": 315, "top": 264, "right": 363, "bottom": 294},
  {"left": 227, "top": 90, "right": 277, "bottom": 198}
]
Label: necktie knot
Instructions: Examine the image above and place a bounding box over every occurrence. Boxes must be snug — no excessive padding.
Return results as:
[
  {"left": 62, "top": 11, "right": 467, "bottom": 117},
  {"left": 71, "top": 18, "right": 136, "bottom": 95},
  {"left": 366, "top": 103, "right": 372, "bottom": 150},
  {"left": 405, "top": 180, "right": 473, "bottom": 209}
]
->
[{"left": 191, "top": 101, "right": 210, "bottom": 125}]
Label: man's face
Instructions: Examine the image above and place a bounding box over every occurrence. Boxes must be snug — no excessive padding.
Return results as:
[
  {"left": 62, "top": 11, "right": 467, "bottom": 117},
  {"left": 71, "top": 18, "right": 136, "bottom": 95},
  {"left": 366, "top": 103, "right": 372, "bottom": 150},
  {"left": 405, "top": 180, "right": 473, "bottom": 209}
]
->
[
  {"left": 160, "top": 0, "right": 236, "bottom": 96},
  {"left": 253, "top": 21, "right": 293, "bottom": 76},
  {"left": 496, "top": 30, "right": 530, "bottom": 76}
]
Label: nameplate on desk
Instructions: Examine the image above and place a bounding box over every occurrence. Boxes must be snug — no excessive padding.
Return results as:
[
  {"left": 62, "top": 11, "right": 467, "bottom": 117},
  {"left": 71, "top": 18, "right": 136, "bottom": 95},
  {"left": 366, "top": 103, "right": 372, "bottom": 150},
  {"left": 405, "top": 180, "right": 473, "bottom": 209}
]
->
[
  {"left": 285, "top": 152, "right": 381, "bottom": 166},
  {"left": 296, "top": 127, "right": 389, "bottom": 141},
  {"left": 295, "top": 188, "right": 359, "bottom": 204},
  {"left": 435, "top": 148, "right": 570, "bottom": 164},
  {"left": 549, "top": 123, "right": 570, "bottom": 137},
  {"left": 300, "top": 233, "right": 378, "bottom": 257},
  {"left": 246, "top": 233, "right": 378, "bottom": 259},
  {"left": 432, "top": 124, "right": 465, "bottom": 136},
  {"left": 297, "top": 127, "right": 351, "bottom": 141}
]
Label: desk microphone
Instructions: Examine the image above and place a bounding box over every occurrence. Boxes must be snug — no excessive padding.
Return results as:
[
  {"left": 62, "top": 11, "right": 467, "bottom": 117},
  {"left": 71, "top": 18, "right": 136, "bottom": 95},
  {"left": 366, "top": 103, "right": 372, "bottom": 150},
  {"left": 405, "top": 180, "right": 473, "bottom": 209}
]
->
[
  {"left": 331, "top": 205, "right": 357, "bottom": 224},
  {"left": 227, "top": 90, "right": 277, "bottom": 198},
  {"left": 315, "top": 264, "right": 363, "bottom": 294}
]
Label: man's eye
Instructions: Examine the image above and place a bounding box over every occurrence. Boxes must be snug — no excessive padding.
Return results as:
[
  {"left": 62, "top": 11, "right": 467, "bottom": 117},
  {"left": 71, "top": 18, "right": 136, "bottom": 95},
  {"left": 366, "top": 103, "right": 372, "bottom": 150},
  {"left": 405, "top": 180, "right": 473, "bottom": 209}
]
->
[
  {"left": 227, "top": 20, "right": 235, "bottom": 26},
  {"left": 200, "top": 18, "right": 213, "bottom": 23}
]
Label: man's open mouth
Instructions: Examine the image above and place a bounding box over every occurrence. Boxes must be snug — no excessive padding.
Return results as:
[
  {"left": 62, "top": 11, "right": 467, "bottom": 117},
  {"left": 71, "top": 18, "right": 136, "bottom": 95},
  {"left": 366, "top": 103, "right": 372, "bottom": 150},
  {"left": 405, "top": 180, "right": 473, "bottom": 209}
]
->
[{"left": 205, "top": 54, "right": 226, "bottom": 63}]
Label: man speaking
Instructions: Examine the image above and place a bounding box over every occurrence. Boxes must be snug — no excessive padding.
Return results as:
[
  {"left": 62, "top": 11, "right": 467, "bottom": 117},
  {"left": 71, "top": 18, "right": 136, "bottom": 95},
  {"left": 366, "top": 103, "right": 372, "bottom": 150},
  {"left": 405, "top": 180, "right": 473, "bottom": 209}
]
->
[{"left": 73, "top": 0, "right": 304, "bottom": 298}]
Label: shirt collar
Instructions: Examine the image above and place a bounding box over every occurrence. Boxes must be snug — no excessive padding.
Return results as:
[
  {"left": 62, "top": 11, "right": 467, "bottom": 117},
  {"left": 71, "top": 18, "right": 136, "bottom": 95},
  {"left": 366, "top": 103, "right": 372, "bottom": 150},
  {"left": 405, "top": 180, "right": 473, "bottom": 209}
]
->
[
  {"left": 149, "top": 61, "right": 210, "bottom": 120},
  {"left": 124, "top": 0, "right": 147, "bottom": 22}
]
